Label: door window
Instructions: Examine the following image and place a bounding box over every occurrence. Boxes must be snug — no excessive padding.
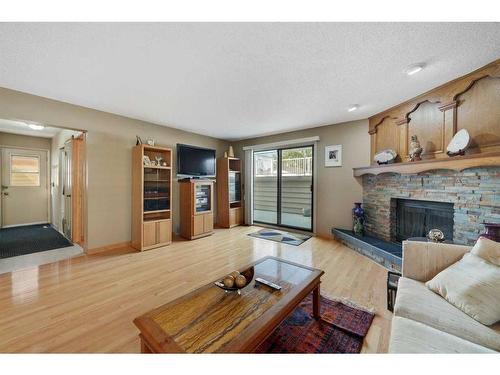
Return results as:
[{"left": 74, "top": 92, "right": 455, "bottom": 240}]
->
[{"left": 10, "top": 155, "right": 40, "bottom": 186}]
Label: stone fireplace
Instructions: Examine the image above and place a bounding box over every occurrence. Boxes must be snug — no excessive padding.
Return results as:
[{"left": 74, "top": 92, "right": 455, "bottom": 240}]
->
[{"left": 362, "top": 167, "right": 500, "bottom": 246}]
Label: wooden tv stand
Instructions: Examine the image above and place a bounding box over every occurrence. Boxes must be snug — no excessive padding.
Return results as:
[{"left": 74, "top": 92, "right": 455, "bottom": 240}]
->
[{"left": 179, "top": 179, "right": 214, "bottom": 240}]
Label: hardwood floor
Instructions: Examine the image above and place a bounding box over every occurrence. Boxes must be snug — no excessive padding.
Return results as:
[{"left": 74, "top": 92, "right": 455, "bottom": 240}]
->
[{"left": 0, "top": 226, "right": 392, "bottom": 353}]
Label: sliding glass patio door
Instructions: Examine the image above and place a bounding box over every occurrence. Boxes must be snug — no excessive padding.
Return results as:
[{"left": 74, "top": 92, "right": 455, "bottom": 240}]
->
[
  {"left": 253, "top": 146, "right": 313, "bottom": 231},
  {"left": 253, "top": 150, "right": 278, "bottom": 225}
]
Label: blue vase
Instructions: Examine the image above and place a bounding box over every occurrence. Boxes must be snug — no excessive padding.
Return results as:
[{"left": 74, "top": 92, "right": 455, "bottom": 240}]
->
[
  {"left": 352, "top": 202, "right": 365, "bottom": 235},
  {"left": 353, "top": 202, "right": 364, "bottom": 218}
]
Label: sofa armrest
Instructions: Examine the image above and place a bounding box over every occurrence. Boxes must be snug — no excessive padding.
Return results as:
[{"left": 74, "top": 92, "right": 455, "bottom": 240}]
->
[{"left": 402, "top": 240, "right": 471, "bottom": 282}]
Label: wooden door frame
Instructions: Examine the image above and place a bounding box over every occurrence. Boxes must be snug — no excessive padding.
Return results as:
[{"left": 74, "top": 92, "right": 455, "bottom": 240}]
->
[
  {"left": 0, "top": 116, "right": 88, "bottom": 251},
  {"left": 0, "top": 145, "right": 51, "bottom": 228},
  {"left": 61, "top": 133, "right": 87, "bottom": 248}
]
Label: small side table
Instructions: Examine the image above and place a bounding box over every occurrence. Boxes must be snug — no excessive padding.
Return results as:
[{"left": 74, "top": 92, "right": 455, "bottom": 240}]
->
[{"left": 387, "top": 271, "right": 401, "bottom": 312}]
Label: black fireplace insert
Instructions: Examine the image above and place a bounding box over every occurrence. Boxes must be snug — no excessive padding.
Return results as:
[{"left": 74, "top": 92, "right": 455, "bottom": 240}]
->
[{"left": 393, "top": 199, "right": 454, "bottom": 242}]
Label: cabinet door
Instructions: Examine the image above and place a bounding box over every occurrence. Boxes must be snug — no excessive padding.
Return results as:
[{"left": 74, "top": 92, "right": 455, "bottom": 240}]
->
[
  {"left": 229, "top": 209, "right": 236, "bottom": 226},
  {"left": 235, "top": 208, "right": 242, "bottom": 224},
  {"left": 204, "top": 213, "right": 214, "bottom": 233},
  {"left": 194, "top": 183, "right": 212, "bottom": 213},
  {"left": 193, "top": 215, "right": 204, "bottom": 236},
  {"left": 156, "top": 220, "right": 171, "bottom": 244},
  {"left": 143, "top": 222, "right": 157, "bottom": 247}
]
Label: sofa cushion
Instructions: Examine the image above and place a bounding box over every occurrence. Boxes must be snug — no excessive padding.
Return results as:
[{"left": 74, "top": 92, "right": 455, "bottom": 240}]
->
[
  {"left": 389, "top": 317, "right": 495, "bottom": 353},
  {"left": 426, "top": 253, "right": 500, "bottom": 325},
  {"left": 471, "top": 237, "right": 500, "bottom": 266},
  {"left": 394, "top": 277, "right": 500, "bottom": 351}
]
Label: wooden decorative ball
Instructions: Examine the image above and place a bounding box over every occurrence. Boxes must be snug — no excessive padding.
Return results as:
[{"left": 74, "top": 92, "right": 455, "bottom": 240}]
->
[
  {"left": 230, "top": 271, "right": 240, "bottom": 279},
  {"left": 223, "top": 275, "right": 235, "bottom": 288},
  {"left": 235, "top": 274, "right": 247, "bottom": 288}
]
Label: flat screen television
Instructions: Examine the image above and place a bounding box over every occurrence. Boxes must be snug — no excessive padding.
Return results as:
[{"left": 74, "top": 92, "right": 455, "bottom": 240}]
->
[{"left": 177, "top": 144, "right": 216, "bottom": 178}]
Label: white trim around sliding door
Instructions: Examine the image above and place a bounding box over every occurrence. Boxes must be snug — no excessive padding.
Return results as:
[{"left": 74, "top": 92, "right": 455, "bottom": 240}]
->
[
  {"left": 244, "top": 137, "right": 319, "bottom": 234},
  {"left": 244, "top": 148, "right": 254, "bottom": 225},
  {"left": 312, "top": 141, "right": 318, "bottom": 234},
  {"left": 242, "top": 136, "right": 320, "bottom": 152}
]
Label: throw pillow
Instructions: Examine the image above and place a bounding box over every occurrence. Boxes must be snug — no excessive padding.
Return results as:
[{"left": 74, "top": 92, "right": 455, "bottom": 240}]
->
[
  {"left": 471, "top": 237, "right": 500, "bottom": 266},
  {"left": 426, "top": 253, "right": 500, "bottom": 326}
]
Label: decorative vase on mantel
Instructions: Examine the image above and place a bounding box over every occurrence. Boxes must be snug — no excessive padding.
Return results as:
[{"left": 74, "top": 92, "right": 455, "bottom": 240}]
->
[
  {"left": 479, "top": 223, "right": 500, "bottom": 242},
  {"left": 352, "top": 202, "right": 365, "bottom": 236}
]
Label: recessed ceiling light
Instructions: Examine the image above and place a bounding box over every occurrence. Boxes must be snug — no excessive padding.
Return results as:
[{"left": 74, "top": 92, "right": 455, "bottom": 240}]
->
[
  {"left": 347, "top": 104, "right": 359, "bottom": 112},
  {"left": 28, "top": 124, "right": 45, "bottom": 130},
  {"left": 405, "top": 63, "right": 425, "bottom": 76}
]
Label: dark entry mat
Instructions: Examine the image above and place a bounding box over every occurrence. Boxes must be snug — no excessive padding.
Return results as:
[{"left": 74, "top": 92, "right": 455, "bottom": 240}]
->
[{"left": 0, "top": 224, "right": 72, "bottom": 259}]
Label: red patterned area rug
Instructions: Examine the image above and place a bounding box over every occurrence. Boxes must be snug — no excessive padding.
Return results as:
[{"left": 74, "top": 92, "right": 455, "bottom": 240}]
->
[{"left": 255, "top": 294, "right": 375, "bottom": 353}]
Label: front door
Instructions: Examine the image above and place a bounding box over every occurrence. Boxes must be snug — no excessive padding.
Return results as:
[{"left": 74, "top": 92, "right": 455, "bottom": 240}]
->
[{"left": 0, "top": 147, "right": 49, "bottom": 227}]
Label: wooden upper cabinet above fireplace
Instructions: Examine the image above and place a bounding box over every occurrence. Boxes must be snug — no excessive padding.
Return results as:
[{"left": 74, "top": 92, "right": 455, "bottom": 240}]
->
[{"left": 368, "top": 59, "right": 500, "bottom": 165}]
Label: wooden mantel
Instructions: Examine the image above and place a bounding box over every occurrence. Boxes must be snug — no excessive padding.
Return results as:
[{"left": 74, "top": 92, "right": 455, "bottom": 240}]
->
[{"left": 353, "top": 152, "right": 500, "bottom": 177}]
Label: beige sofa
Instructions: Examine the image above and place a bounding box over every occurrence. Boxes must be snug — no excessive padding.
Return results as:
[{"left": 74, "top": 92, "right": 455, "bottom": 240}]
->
[{"left": 388, "top": 240, "right": 500, "bottom": 353}]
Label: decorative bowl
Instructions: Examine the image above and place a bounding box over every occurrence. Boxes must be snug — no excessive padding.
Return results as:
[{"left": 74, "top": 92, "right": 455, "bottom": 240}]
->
[
  {"left": 447, "top": 129, "right": 470, "bottom": 156},
  {"left": 214, "top": 267, "right": 255, "bottom": 294},
  {"left": 374, "top": 149, "right": 397, "bottom": 165},
  {"left": 427, "top": 229, "right": 445, "bottom": 242}
]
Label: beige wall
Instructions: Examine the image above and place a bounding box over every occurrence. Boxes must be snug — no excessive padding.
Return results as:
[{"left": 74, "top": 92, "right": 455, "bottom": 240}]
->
[
  {"left": 0, "top": 87, "right": 229, "bottom": 249},
  {"left": 0, "top": 86, "right": 369, "bottom": 246},
  {"left": 233, "top": 119, "right": 370, "bottom": 238},
  {"left": 0, "top": 131, "right": 51, "bottom": 150}
]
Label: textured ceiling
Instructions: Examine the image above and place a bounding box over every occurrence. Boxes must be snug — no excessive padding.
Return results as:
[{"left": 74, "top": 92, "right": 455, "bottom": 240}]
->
[{"left": 0, "top": 23, "right": 499, "bottom": 140}]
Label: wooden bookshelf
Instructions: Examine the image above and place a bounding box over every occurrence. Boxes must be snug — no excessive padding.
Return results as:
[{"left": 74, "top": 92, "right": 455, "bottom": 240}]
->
[
  {"left": 216, "top": 157, "right": 243, "bottom": 228},
  {"left": 132, "top": 145, "right": 172, "bottom": 251}
]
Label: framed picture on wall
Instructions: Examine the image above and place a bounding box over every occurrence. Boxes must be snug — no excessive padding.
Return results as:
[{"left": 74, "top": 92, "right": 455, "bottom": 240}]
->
[{"left": 325, "top": 144, "right": 342, "bottom": 167}]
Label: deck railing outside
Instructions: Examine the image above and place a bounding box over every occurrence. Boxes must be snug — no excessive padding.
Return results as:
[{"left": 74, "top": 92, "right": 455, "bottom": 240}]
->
[{"left": 255, "top": 157, "right": 312, "bottom": 177}]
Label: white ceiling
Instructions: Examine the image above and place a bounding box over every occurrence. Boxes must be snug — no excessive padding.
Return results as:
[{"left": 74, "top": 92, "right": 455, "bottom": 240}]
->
[
  {"left": 0, "top": 118, "right": 62, "bottom": 138},
  {"left": 0, "top": 23, "right": 499, "bottom": 140}
]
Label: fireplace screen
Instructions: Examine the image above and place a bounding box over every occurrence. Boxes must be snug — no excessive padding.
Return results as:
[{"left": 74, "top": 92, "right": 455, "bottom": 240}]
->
[{"left": 394, "top": 199, "right": 454, "bottom": 242}]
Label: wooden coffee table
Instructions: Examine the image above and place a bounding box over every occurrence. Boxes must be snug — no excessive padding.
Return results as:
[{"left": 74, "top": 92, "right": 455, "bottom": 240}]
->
[{"left": 133, "top": 256, "right": 324, "bottom": 353}]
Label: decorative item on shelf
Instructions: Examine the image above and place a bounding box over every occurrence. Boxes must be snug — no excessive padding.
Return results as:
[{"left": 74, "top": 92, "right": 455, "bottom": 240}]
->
[
  {"left": 161, "top": 161, "right": 168, "bottom": 167},
  {"left": 143, "top": 155, "right": 151, "bottom": 166},
  {"left": 374, "top": 149, "right": 397, "bottom": 165},
  {"left": 151, "top": 160, "right": 157, "bottom": 166},
  {"left": 224, "top": 151, "right": 228, "bottom": 158},
  {"left": 155, "top": 156, "right": 163, "bottom": 166},
  {"left": 408, "top": 135, "right": 423, "bottom": 162},
  {"left": 136, "top": 135, "right": 143, "bottom": 145},
  {"left": 352, "top": 202, "right": 365, "bottom": 236},
  {"left": 228, "top": 146, "right": 235, "bottom": 158},
  {"left": 479, "top": 223, "right": 500, "bottom": 242},
  {"left": 447, "top": 129, "right": 471, "bottom": 157},
  {"left": 146, "top": 138, "right": 155, "bottom": 146},
  {"left": 214, "top": 267, "right": 255, "bottom": 295},
  {"left": 325, "top": 144, "right": 342, "bottom": 167},
  {"left": 427, "top": 229, "right": 445, "bottom": 242}
]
